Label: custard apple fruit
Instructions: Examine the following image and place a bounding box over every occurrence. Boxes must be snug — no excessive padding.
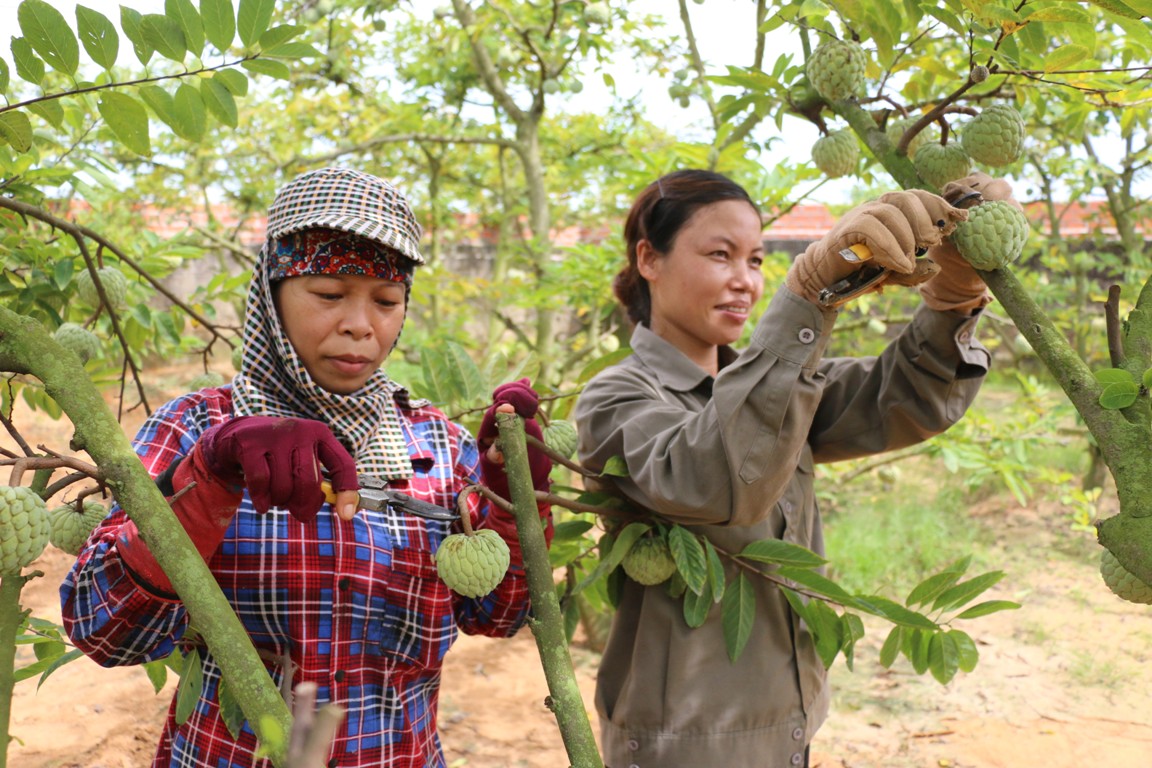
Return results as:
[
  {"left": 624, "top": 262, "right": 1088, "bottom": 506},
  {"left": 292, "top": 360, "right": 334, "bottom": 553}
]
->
[
  {"left": 950, "top": 201, "right": 1030, "bottom": 271},
  {"left": 885, "top": 118, "right": 933, "bottom": 157},
  {"left": 75, "top": 266, "right": 128, "bottom": 310},
  {"left": 806, "top": 39, "right": 866, "bottom": 102},
  {"left": 53, "top": 322, "right": 101, "bottom": 364},
  {"left": 48, "top": 501, "right": 107, "bottom": 556},
  {"left": 0, "top": 485, "right": 51, "bottom": 575},
  {"left": 621, "top": 535, "right": 677, "bottom": 586},
  {"left": 1100, "top": 548, "right": 1152, "bottom": 605},
  {"left": 913, "top": 142, "right": 973, "bottom": 189},
  {"left": 543, "top": 419, "right": 578, "bottom": 459},
  {"left": 188, "top": 371, "right": 227, "bottom": 391},
  {"left": 961, "top": 104, "right": 1024, "bottom": 167},
  {"left": 811, "top": 130, "right": 859, "bottom": 178},
  {"left": 231, "top": 345, "right": 244, "bottom": 372},
  {"left": 435, "top": 529, "right": 511, "bottom": 597}
]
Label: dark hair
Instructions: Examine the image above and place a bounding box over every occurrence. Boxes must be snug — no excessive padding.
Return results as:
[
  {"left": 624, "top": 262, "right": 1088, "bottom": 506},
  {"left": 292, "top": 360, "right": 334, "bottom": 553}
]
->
[{"left": 614, "top": 169, "right": 760, "bottom": 326}]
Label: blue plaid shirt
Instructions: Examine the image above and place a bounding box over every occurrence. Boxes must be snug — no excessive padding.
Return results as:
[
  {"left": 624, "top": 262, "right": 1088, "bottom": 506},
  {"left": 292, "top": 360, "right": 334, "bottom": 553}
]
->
[{"left": 61, "top": 385, "right": 534, "bottom": 767}]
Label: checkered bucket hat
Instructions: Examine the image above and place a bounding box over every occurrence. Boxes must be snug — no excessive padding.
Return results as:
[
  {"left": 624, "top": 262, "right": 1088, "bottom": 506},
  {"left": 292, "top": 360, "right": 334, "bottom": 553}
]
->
[{"left": 265, "top": 167, "right": 425, "bottom": 265}]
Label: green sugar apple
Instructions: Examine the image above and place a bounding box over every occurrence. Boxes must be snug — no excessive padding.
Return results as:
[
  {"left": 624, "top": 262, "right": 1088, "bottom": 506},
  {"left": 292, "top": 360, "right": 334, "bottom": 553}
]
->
[
  {"left": 543, "top": 419, "right": 578, "bottom": 459},
  {"left": 622, "top": 535, "right": 677, "bottom": 586},
  {"left": 435, "top": 529, "right": 511, "bottom": 598},
  {"left": 811, "top": 130, "right": 859, "bottom": 179},
  {"left": 950, "top": 201, "right": 1030, "bottom": 270},
  {"left": 0, "top": 485, "right": 51, "bottom": 575},
  {"left": 913, "top": 142, "right": 973, "bottom": 189},
  {"left": 53, "top": 322, "right": 101, "bottom": 364},
  {"left": 188, "top": 370, "right": 227, "bottom": 391},
  {"left": 75, "top": 266, "right": 128, "bottom": 310},
  {"left": 885, "top": 118, "right": 934, "bottom": 157},
  {"left": 805, "top": 39, "right": 866, "bottom": 102},
  {"left": 48, "top": 501, "right": 107, "bottom": 556},
  {"left": 1100, "top": 548, "right": 1152, "bottom": 605},
  {"left": 961, "top": 104, "right": 1025, "bottom": 167}
]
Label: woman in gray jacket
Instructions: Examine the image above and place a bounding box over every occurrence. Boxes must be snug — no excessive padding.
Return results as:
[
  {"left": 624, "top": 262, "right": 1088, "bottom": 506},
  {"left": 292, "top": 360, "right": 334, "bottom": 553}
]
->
[{"left": 574, "top": 169, "right": 1011, "bottom": 767}]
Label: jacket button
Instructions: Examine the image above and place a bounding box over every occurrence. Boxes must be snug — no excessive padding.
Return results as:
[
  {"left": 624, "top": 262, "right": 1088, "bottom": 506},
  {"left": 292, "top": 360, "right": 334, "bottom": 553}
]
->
[
  {"left": 792, "top": 726, "right": 804, "bottom": 740},
  {"left": 334, "top": 669, "right": 346, "bottom": 682},
  {"left": 627, "top": 739, "right": 639, "bottom": 750},
  {"left": 790, "top": 752, "right": 803, "bottom": 765},
  {"left": 338, "top": 576, "right": 351, "bottom": 590},
  {"left": 798, "top": 328, "right": 816, "bottom": 344}
]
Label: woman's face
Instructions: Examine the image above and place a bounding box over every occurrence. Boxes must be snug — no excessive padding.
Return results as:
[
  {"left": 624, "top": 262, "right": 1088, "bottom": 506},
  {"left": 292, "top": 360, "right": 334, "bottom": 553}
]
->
[
  {"left": 638, "top": 199, "right": 765, "bottom": 370},
  {"left": 275, "top": 274, "right": 407, "bottom": 395}
]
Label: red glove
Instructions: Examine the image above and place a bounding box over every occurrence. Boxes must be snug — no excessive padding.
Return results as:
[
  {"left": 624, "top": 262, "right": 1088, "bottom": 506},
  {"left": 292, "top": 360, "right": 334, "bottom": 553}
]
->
[
  {"left": 476, "top": 379, "right": 553, "bottom": 553},
  {"left": 199, "top": 415, "right": 359, "bottom": 521}
]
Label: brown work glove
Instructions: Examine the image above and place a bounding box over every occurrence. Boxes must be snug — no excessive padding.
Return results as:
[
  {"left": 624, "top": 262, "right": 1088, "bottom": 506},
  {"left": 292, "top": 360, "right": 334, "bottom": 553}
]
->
[
  {"left": 919, "top": 172, "right": 1020, "bottom": 313},
  {"left": 785, "top": 189, "right": 968, "bottom": 306}
]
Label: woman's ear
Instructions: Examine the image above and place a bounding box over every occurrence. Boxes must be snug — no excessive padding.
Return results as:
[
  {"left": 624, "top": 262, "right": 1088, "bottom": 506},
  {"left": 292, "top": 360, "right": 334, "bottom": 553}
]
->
[{"left": 636, "top": 239, "right": 661, "bottom": 282}]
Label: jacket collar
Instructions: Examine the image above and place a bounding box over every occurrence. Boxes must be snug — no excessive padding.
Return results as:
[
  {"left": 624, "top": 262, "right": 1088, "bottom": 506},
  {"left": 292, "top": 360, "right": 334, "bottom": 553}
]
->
[{"left": 629, "top": 323, "right": 738, "bottom": 394}]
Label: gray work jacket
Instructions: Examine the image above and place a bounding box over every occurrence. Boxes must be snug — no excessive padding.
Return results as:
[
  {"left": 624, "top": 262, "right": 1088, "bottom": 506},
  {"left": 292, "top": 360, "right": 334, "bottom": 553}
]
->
[{"left": 574, "top": 286, "right": 990, "bottom": 768}]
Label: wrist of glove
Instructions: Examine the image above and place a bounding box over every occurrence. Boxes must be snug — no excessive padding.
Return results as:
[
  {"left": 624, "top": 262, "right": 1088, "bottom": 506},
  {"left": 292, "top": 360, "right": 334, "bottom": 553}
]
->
[
  {"left": 920, "top": 172, "right": 1019, "bottom": 313},
  {"left": 785, "top": 189, "right": 967, "bottom": 305},
  {"left": 118, "top": 442, "right": 241, "bottom": 596},
  {"left": 199, "top": 415, "right": 359, "bottom": 522}
]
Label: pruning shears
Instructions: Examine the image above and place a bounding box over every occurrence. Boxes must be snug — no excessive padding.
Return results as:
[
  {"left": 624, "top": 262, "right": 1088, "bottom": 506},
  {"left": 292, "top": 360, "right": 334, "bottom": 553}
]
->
[{"left": 320, "top": 475, "right": 458, "bottom": 521}]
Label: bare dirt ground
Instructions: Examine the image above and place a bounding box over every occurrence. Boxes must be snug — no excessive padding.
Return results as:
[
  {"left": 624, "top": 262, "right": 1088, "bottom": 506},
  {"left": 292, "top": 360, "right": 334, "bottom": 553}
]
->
[{"left": 6, "top": 372, "right": 1152, "bottom": 768}]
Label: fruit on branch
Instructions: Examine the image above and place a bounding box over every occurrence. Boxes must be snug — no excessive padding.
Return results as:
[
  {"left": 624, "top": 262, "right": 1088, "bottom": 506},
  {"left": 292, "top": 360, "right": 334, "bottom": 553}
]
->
[
  {"left": 435, "top": 528, "right": 511, "bottom": 598},
  {"left": 231, "top": 345, "right": 244, "bottom": 371},
  {"left": 0, "top": 485, "right": 51, "bottom": 575},
  {"left": 805, "top": 39, "right": 866, "bottom": 102},
  {"left": 950, "top": 200, "right": 1031, "bottom": 270},
  {"left": 913, "top": 142, "right": 973, "bottom": 189},
  {"left": 1100, "top": 548, "right": 1152, "bottom": 604},
  {"left": 811, "top": 130, "right": 859, "bottom": 178},
  {"left": 188, "top": 371, "right": 227, "bottom": 391},
  {"left": 885, "top": 117, "right": 933, "bottom": 157},
  {"left": 48, "top": 501, "right": 107, "bottom": 556},
  {"left": 53, "top": 322, "right": 101, "bottom": 364},
  {"left": 621, "top": 534, "right": 676, "bottom": 586},
  {"left": 961, "top": 104, "right": 1025, "bottom": 167},
  {"left": 584, "top": 1, "right": 610, "bottom": 25},
  {"left": 76, "top": 266, "right": 128, "bottom": 310},
  {"left": 970, "top": 65, "right": 990, "bottom": 83},
  {"left": 543, "top": 419, "right": 579, "bottom": 459}
]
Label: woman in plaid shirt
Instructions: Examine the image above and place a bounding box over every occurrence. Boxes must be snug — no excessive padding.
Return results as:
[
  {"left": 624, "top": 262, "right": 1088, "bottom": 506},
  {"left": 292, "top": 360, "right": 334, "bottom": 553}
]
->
[{"left": 60, "top": 167, "right": 553, "bottom": 767}]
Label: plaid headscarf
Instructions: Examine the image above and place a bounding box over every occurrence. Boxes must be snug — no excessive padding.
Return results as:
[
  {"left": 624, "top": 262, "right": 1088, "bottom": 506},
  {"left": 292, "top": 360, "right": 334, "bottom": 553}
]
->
[{"left": 230, "top": 168, "right": 423, "bottom": 480}]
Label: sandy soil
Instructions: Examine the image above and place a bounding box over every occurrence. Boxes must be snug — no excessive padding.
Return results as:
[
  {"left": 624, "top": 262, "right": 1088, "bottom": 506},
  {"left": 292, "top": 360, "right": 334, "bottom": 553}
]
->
[{"left": 6, "top": 380, "right": 1152, "bottom": 768}]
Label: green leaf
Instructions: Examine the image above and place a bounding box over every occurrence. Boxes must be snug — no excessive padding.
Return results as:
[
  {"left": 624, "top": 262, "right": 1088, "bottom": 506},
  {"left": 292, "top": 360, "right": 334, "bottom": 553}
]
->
[
  {"left": 721, "top": 573, "right": 755, "bottom": 662},
  {"left": 37, "top": 649, "right": 85, "bottom": 688},
  {"left": 201, "top": 0, "right": 236, "bottom": 52},
  {"left": 0, "top": 110, "right": 34, "bottom": 152},
  {"left": 1143, "top": 367, "right": 1152, "bottom": 390},
  {"left": 904, "top": 627, "right": 932, "bottom": 674},
  {"left": 879, "top": 625, "right": 903, "bottom": 668},
  {"left": 1084, "top": 0, "right": 1141, "bottom": 19},
  {"left": 213, "top": 67, "right": 248, "bottom": 95},
  {"left": 1025, "top": 6, "right": 1092, "bottom": 22},
  {"left": 682, "top": 576, "right": 713, "bottom": 628},
  {"left": 704, "top": 538, "right": 726, "bottom": 605},
  {"left": 175, "top": 648, "right": 203, "bottom": 725},
  {"left": 75, "top": 5, "right": 119, "bottom": 69},
  {"left": 928, "top": 631, "right": 960, "bottom": 684},
  {"left": 263, "top": 42, "right": 322, "bottom": 60},
  {"left": 166, "top": 0, "right": 205, "bottom": 58},
  {"left": 806, "top": 598, "right": 843, "bottom": 669},
  {"left": 257, "top": 23, "right": 304, "bottom": 49},
  {"left": 737, "top": 538, "right": 827, "bottom": 568},
  {"left": 139, "top": 84, "right": 178, "bottom": 127},
  {"left": 839, "top": 613, "right": 865, "bottom": 671},
  {"left": 0, "top": 57, "right": 8, "bottom": 91},
  {"left": 142, "top": 658, "right": 169, "bottom": 693},
  {"left": 200, "top": 76, "right": 238, "bottom": 126},
  {"left": 240, "top": 57, "right": 291, "bottom": 79},
  {"left": 173, "top": 82, "right": 207, "bottom": 140},
  {"left": 1094, "top": 367, "right": 1135, "bottom": 384},
  {"left": 120, "top": 7, "right": 154, "bottom": 65},
  {"left": 906, "top": 556, "right": 970, "bottom": 606},
  {"left": 53, "top": 257, "right": 75, "bottom": 289},
  {"left": 98, "top": 91, "right": 151, "bottom": 155},
  {"left": 237, "top": 0, "right": 275, "bottom": 47},
  {"left": 776, "top": 566, "right": 854, "bottom": 604},
  {"left": 1099, "top": 380, "right": 1139, "bottom": 409},
  {"left": 19, "top": 0, "right": 79, "bottom": 75},
  {"left": 217, "top": 677, "right": 247, "bottom": 738},
  {"left": 949, "top": 629, "right": 980, "bottom": 672},
  {"left": 11, "top": 36, "right": 47, "bottom": 84},
  {"left": 668, "top": 525, "right": 708, "bottom": 596},
  {"left": 600, "top": 455, "right": 629, "bottom": 477},
  {"left": 852, "top": 595, "right": 938, "bottom": 630},
  {"left": 954, "top": 599, "right": 1021, "bottom": 619},
  {"left": 142, "top": 13, "right": 186, "bottom": 61},
  {"left": 931, "top": 571, "right": 1005, "bottom": 614},
  {"left": 1044, "top": 43, "right": 1089, "bottom": 73}
]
